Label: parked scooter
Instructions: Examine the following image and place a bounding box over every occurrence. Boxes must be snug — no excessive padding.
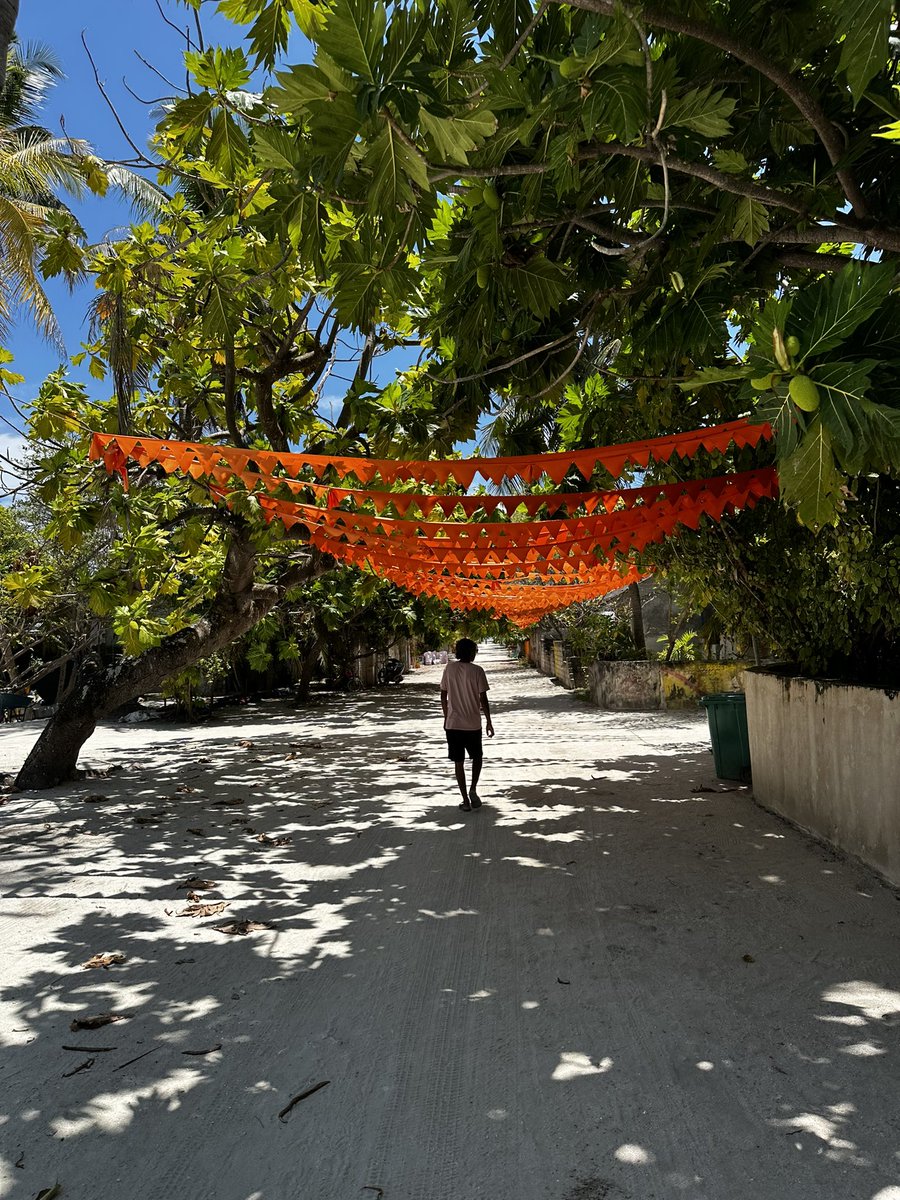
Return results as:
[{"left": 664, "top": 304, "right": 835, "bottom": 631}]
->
[{"left": 376, "top": 657, "right": 404, "bottom": 686}]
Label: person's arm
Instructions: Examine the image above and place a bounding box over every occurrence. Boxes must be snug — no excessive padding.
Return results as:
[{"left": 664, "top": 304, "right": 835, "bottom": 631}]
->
[
  {"left": 480, "top": 691, "right": 494, "bottom": 737},
  {"left": 441, "top": 689, "right": 448, "bottom": 725}
]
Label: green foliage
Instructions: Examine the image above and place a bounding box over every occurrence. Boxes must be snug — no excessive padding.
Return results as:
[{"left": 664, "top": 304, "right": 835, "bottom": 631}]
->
[
  {"left": 651, "top": 482, "right": 900, "bottom": 684},
  {"left": 535, "top": 600, "right": 639, "bottom": 669}
]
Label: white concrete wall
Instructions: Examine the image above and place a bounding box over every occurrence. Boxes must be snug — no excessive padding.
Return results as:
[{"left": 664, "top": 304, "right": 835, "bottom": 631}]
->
[{"left": 745, "top": 669, "right": 900, "bottom": 886}]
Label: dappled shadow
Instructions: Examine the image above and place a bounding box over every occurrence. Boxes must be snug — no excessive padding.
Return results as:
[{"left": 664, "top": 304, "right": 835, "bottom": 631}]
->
[{"left": 2, "top": 648, "right": 900, "bottom": 1199}]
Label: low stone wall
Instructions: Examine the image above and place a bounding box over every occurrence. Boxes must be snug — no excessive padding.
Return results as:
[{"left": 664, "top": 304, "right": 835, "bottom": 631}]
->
[{"left": 745, "top": 669, "right": 900, "bottom": 886}]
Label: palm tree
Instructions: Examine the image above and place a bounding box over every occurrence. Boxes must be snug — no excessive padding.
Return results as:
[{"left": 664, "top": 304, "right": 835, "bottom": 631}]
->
[
  {"left": 0, "top": 39, "right": 166, "bottom": 346},
  {"left": 0, "top": 0, "right": 18, "bottom": 91}
]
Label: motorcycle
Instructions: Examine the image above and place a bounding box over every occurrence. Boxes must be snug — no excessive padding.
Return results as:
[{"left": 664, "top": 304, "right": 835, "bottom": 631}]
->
[{"left": 376, "top": 657, "right": 404, "bottom": 686}]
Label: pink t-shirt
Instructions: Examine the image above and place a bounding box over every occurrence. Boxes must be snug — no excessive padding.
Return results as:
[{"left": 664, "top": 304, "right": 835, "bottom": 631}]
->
[{"left": 441, "top": 661, "right": 489, "bottom": 730}]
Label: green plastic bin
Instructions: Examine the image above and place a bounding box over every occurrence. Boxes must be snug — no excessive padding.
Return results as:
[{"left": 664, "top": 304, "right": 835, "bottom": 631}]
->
[{"left": 700, "top": 691, "right": 751, "bottom": 782}]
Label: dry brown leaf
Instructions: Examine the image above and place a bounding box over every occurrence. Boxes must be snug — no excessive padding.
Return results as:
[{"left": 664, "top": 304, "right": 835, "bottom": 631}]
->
[
  {"left": 69, "top": 1012, "right": 127, "bottom": 1031},
  {"left": 82, "top": 953, "right": 126, "bottom": 970},
  {"left": 181, "top": 1044, "right": 222, "bottom": 1056},
  {"left": 176, "top": 783, "right": 198, "bottom": 794},
  {"left": 197, "top": 757, "right": 211, "bottom": 764},
  {"left": 176, "top": 876, "right": 218, "bottom": 891},
  {"left": 211, "top": 797, "right": 245, "bottom": 807},
  {"left": 177, "top": 902, "right": 229, "bottom": 918},
  {"left": 213, "top": 919, "right": 274, "bottom": 935},
  {"left": 238, "top": 739, "right": 254, "bottom": 748},
  {"left": 82, "top": 793, "right": 111, "bottom": 804},
  {"left": 185, "top": 827, "right": 205, "bottom": 837},
  {"left": 254, "top": 832, "right": 292, "bottom": 846},
  {"left": 229, "top": 817, "right": 249, "bottom": 825},
  {"left": 289, "top": 740, "right": 323, "bottom": 751}
]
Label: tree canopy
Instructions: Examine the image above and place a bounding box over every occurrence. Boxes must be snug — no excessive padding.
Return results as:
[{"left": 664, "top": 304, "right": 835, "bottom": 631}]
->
[{"left": 7, "top": 0, "right": 900, "bottom": 785}]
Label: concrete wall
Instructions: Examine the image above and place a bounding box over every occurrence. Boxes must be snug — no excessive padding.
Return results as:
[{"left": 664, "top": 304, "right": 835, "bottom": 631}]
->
[
  {"left": 745, "top": 669, "right": 900, "bottom": 886},
  {"left": 661, "top": 661, "right": 749, "bottom": 708},
  {"left": 590, "top": 660, "right": 661, "bottom": 710},
  {"left": 527, "top": 639, "right": 750, "bottom": 710}
]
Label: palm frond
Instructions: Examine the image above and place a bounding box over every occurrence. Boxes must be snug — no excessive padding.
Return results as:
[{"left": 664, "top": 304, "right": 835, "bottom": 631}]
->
[{"left": 105, "top": 165, "right": 170, "bottom": 220}]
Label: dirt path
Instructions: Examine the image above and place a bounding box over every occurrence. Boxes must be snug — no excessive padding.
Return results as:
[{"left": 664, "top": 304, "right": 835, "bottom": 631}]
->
[{"left": 1, "top": 645, "right": 899, "bottom": 1200}]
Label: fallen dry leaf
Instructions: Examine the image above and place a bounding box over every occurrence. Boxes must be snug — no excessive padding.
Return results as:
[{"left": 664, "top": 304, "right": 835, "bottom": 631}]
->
[
  {"left": 69, "top": 1013, "right": 127, "bottom": 1031},
  {"left": 289, "top": 740, "right": 323, "bottom": 751},
  {"left": 238, "top": 739, "right": 254, "bottom": 748},
  {"left": 177, "top": 902, "right": 229, "bottom": 918},
  {"left": 185, "top": 827, "right": 205, "bottom": 837},
  {"left": 176, "top": 783, "right": 198, "bottom": 794},
  {"left": 211, "top": 797, "right": 245, "bottom": 807},
  {"left": 176, "top": 876, "right": 218, "bottom": 891},
  {"left": 742, "top": 954, "right": 756, "bottom": 963},
  {"left": 35, "top": 1186, "right": 62, "bottom": 1200},
  {"left": 181, "top": 1044, "right": 222, "bottom": 1056},
  {"left": 213, "top": 919, "right": 275, "bottom": 935},
  {"left": 229, "top": 817, "right": 250, "bottom": 825},
  {"left": 82, "top": 953, "right": 126, "bottom": 970},
  {"left": 197, "top": 757, "right": 212, "bottom": 764},
  {"left": 255, "top": 833, "right": 292, "bottom": 846},
  {"left": 82, "top": 793, "right": 111, "bottom": 804}
]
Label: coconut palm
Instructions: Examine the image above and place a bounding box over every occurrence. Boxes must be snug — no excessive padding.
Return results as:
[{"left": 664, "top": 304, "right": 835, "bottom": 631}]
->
[
  {"left": 0, "top": 0, "right": 18, "bottom": 91},
  {"left": 0, "top": 39, "right": 166, "bottom": 346}
]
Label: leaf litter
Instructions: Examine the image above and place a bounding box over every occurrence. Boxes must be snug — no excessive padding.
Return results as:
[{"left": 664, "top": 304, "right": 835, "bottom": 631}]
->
[
  {"left": 82, "top": 953, "right": 126, "bottom": 970},
  {"left": 213, "top": 919, "right": 275, "bottom": 936},
  {"left": 69, "top": 1013, "right": 128, "bottom": 1032}
]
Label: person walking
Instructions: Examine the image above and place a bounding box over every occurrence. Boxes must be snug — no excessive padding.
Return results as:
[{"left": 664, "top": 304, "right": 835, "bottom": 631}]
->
[{"left": 440, "top": 638, "right": 494, "bottom": 811}]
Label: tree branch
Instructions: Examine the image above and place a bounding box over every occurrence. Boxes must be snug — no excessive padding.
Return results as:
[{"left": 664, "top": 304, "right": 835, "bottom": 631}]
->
[{"left": 556, "top": 0, "right": 869, "bottom": 220}]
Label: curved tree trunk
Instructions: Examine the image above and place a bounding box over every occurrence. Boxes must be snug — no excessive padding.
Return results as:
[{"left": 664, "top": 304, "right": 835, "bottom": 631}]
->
[
  {"left": 0, "top": 0, "right": 20, "bottom": 92},
  {"left": 15, "top": 535, "right": 317, "bottom": 790}
]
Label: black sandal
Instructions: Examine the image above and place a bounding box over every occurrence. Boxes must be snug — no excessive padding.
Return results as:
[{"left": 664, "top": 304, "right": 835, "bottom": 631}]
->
[{"left": 458, "top": 802, "right": 472, "bottom": 811}]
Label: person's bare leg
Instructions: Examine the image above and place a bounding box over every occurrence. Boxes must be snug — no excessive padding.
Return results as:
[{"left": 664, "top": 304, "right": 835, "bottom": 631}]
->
[
  {"left": 469, "top": 756, "right": 483, "bottom": 806},
  {"left": 454, "top": 760, "right": 470, "bottom": 807}
]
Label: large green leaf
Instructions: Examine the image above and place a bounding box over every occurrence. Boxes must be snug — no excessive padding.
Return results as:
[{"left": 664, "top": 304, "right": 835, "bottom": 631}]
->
[
  {"left": 731, "top": 197, "right": 770, "bottom": 247},
  {"left": 790, "top": 261, "right": 894, "bottom": 361},
  {"left": 828, "top": 0, "right": 893, "bottom": 105},
  {"left": 252, "top": 126, "right": 301, "bottom": 171},
  {"left": 507, "top": 255, "right": 570, "bottom": 318},
  {"left": 756, "top": 385, "right": 802, "bottom": 459},
  {"left": 778, "top": 417, "right": 844, "bottom": 529},
  {"left": 665, "top": 85, "right": 736, "bottom": 138},
  {"left": 275, "top": 65, "right": 346, "bottom": 112},
  {"left": 812, "top": 359, "right": 875, "bottom": 472},
  {"left": 207, "top": 112, "right": 251, "bottom": 176},
  {"left": 316, "top": 0, "right": 387, "bottom": 83},
  {"left": 678, "top": 364, "right": 753, "bottom": 390},
  {"left": 365, "top": 122, "right": 430, "bottom": 210},
  {"left": 419, "top": 108, "right": 497, "bottom": 164},
  {"left": 581, "top": 66, "right": 646, "bottom": 143}
]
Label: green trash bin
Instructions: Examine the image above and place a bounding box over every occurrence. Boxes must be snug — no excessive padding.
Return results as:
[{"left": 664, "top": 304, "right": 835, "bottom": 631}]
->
[{"left": 700, "top": 691, "right": 751, "bottom": 782}]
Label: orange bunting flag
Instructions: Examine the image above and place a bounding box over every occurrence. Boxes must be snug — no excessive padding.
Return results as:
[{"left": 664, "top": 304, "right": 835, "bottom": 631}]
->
[{"left": 89, "top": 426, "right": 777, "bottom": 621}]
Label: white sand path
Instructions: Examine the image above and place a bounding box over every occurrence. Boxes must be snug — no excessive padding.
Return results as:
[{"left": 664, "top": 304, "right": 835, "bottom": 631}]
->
[{"left": 1, "top": 644, "right": 899, "bottom": 1200}]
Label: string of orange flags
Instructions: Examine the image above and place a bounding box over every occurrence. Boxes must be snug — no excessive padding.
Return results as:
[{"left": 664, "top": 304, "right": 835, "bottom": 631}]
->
[{"left": 89, "top": 423, "right": 777, "bottom": 626}]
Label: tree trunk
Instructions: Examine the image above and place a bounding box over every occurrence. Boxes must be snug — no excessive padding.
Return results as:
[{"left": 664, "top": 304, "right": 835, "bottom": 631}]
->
[
  {"left": 295, "top": 635, "right": 324, "bottom": 702},
  {"left": 14, "top": 535, "right": 316, "bottom": 790},
  {"left": 628, "top": 581, "right": 646, "bottom": 657},
  {"left": 0, "top": 0, "right": 19, "bottom": 92}
]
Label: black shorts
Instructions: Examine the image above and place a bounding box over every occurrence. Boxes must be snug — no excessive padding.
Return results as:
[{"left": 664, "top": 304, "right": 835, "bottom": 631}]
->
[{"left": 446, "top": 728, "right": 483, "bottom": 762}]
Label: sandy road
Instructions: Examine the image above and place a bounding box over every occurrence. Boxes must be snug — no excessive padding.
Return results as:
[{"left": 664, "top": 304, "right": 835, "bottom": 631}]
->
[{"left": 1, "top": 644, "right": 899, "bottom": 1200}]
